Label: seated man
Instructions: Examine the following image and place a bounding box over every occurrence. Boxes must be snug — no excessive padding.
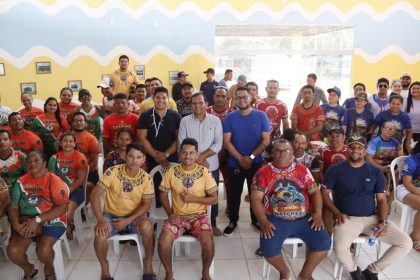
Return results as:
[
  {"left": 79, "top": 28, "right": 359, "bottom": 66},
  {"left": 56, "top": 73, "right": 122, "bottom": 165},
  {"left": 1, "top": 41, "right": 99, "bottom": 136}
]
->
[
  {"left": 251, "top": 139, "right": 331, "bottom": 280},
  {"left": 158, "top": 138, "right": 218, "bottom": 280},
  {"left": 90, "top": 143, "right": 155, "bottom": 280},
  {"left": 321, "top": 135, "right": 412, "bottom": 280}
]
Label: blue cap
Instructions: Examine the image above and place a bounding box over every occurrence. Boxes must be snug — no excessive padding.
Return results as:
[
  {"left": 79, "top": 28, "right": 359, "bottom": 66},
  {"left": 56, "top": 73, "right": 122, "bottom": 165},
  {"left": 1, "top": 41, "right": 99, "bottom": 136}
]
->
[{"left": 327, "top": 86, "right": 341, "bottom": 97}]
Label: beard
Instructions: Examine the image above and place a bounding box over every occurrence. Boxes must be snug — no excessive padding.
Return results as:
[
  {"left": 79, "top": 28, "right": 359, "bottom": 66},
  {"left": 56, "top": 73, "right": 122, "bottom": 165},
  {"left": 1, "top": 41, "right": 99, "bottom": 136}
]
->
[{"left": 74, "top": 128, "right": 85, "bottom": 133}]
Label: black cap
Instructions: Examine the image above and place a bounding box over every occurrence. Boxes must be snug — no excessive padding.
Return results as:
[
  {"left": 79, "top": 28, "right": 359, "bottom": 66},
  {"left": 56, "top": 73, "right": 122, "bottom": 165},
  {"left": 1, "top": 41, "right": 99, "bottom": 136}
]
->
[
  {"left": 328, "top": 124, "right": 344, "bottom": 135},
  {"left": 203, "top": 68, "right": 215, "bottom": 74},
  {"left": 347, "top": 135, "right": 366, "bottom": 147}
]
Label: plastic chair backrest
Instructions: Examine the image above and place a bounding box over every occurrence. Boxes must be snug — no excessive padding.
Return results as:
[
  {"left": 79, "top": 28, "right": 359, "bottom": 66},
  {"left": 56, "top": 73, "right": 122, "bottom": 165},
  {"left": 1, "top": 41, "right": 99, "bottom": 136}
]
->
[{"left": 390, "top": 156, "right": 408, "bottom": 201}]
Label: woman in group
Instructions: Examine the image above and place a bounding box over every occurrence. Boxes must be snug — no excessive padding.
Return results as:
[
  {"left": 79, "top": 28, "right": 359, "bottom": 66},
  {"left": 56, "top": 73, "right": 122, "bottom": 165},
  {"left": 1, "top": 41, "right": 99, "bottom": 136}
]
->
[
  {"left": 7, "top": 151, "right": 69, "bottom": 280},
  {"left": 30, "top": 97, "right": 70, "bottom": 159},
  {"left": 403, "top": 81, "right": 420, "bottom": 143},
  {"left": 18, "top": 93, "right": 44, "bottom": 129},
  {"left": 48, "top": 132, "right": 88, "bottom": 240},
  {"left": 58, "top": 87, "right": 78, "bottom": 119},
  {"left": 397, "top": 142, "right": 420, "bottom": 252},
  {"left": 103, "top": 128, "right": 132, "bottom": 171},
  {"left": 390, "top": 79, "right": 403, "bottom": 96}
]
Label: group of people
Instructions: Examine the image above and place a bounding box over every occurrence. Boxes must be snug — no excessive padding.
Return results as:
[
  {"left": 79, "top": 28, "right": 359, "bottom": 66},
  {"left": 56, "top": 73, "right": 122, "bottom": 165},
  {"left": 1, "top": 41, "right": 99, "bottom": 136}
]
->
[{"left": 0, "top": 54, "right": 419, "bottom": 280}]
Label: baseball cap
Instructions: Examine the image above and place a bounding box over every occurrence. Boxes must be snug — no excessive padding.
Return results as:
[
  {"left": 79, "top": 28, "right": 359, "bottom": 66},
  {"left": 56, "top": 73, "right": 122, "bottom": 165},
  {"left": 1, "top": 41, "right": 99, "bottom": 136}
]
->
[
  {"left": 347, "top": 135, "right": 366, "bottom": 147},
  {"left": 328, "top": 124, "right": 344, "bottom": 135},
  {"left": 400, "top": 72, "right": 411, "bottom": 78},
  {"left": 327, "top": 86, "right": 341, "bottom": 97},
  {"left": 97, "top": 77, "right": 113, "bottom": 88},
  {"left": 203, "top": 68, "right": 215, "bottom": 74},
  {"left": 355, "top": 91, "right": 368, "bottom": 100},
  {"left": 181, "top": 81, "right": 193, "bottom": 88},
  {"left": 178, "top": 71, "right": 188, "bottom": 78},
  {"left": 237, "top": 74, "right": 247, "bottom": 82}
]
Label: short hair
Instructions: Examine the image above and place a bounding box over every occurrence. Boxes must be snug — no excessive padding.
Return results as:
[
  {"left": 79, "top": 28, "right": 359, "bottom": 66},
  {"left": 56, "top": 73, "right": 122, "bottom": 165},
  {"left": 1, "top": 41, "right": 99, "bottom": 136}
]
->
[
  {"left": 389, "top": 94, "right": 403, "bottom": 104},
  {"left": 0, "top": 129, "right": 11, "bottom": 139},
  {"left": 60, "top": 87, "right": 73, "bottom": 96},
  {"left": 180, "top": 138, "right": 198, "bottom": 152},
  {"left": 114, "top": 93, "right": 128, "bottom": 100},
  {"left": 272, "top": 138, "right": 292, "bottom": 148},
  {"left": 153, "top": 86, "right": 168, "bottom": 97},
  {"left": 150, "top": 77, "right": 162, "bottom": 85},
  {"left": 119, "top": 55, "right": 129, "bottom": 61},
  {"left": 8, "top": 112, "right": 21, "bottom": 124},
  {"left": 214, "top": 86, "right": 228, "bottom": 94},
  {"left": 283, "top": 128, "right": 296, "bottom": 142},
  {"left": 377, "top": 77, "right": 390, "bottom": 86},
  {"left": 235, "top": 86, "right": 249, "bottom": 95},
  {"left": 246, "top": 81, "right": 258, "bottom": 91},
  {"left": 21, "top": 93, "right": 33, "bottom": 101},
  {"left": 72, "top": 112, "right": 87, "bottom": 122},
  {"left": 353, "top": 83, "right": 366, "bottom": 91},
  {"left": 307, "top": 73, "right": 317, "bottom": 80},
  {"left": 126, "top": 143, "right": 145, "bottom": 155},
  {"left": 266, "top": 79, "right": 279, "bottom": 86},
  {"left": 78, "top": 88, "right": 91, "bottom": 100},
  {"left": 60, "top": 131, "right": 76, "bottom": 142},
  {"left": 191, "top": 92, "right": 205, "bottom": 100},
  {"left": 301, "top": 84, "right": 315, "bottom": 93},
  {"left": 293, "top": 131, "right": 307, "bottom": 142},
  {"left": 136, "top": 84, "right": 146, "bottom": 90},
  {"left": 225, "top": 69, "right": 233, "bottom": 74},
  {"left": 116, "top": 128, "right": 133, "bottom": 139},
  {"left": 144, "top": 78, "right": 152, "bottom": 84}
]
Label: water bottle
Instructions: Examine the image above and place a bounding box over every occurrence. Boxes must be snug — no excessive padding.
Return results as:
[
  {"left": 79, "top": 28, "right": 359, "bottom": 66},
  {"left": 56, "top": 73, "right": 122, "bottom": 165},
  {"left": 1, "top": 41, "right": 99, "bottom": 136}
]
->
[{"left": 368, "top": 226, "right": 379, "bottom": 246}]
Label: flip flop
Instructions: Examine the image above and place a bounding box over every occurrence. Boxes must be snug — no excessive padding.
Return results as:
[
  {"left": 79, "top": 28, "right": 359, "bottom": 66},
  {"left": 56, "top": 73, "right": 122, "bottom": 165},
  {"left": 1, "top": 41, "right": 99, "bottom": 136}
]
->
[{"left": 23, "top": 265, "right": 38, "bottom": 280}]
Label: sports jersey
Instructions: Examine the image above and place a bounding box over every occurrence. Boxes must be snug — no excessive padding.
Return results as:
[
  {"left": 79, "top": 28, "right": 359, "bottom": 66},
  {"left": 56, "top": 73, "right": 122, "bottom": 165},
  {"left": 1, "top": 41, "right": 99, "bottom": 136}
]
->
[
  {"left": 320, "top": 104, "right": 345, "bottom": 140},
  {"left": 98, "top": 164, "right": 154, "bottom": 216},
  {"left": 74, "top": 105, "right": 102, "bottom": 141},
  {"left": 110, "top": 69, "right": 139, "bottom": 96},
  {"left": 11, "top": 129, "right": 44, "bottom": 155},
  {"left": 373, "top": 109, "right": 412, "bottom": 143},
  {"left": 290, "top": 104, "right": 325, "bottom": 141},
  {"left": 402, "top": 154, "right": 420, "bottom": 188},
  {"left": 319, "top": 145, "right": 349, "bottom": 174},
  {"left": 368, "top": 93, "right": 390, "bottom": 115},
  {"left": 160, "top": 164, "right": 218, "bottom": 216},
  {"left": 10, "top": 172, "right": 69, "bottom": 227},
  {"left": 342, "top": 108, "right": 374, "bottom": 138},
  {"left": 103, "top": 149, "right": 126, "bottom": 172},
  {"left": 205, "top": 106, "right": 233, "bottom": 122},
  {"left": 74, "top": 131, "right": 100, "bottom": 172},
  {"left": 58, "top": 102, "right": 78, "bottom": 119},
  {"left": 102, "top": 112, "right": 139, "bottom": 147},
  {"left": 255, "top": 98, "right": 288, "bottom": 133},
  {"left": 0, "top": 149, "right": 26, "bottom": 187},
  {"left": 18, "top": 107, "right": 44, "bottom": 129},
  {"left": 294, "top": 151, "right": 320, "bottom": 173},
  {"left": 48, "top": 150, "right": 88, "bottom": 187},
  {"left": 366, "top": 136, "right": 400, "bottom": 166},
  {"left": 252, "top": 162, "right": 314, "bottom": 220}
]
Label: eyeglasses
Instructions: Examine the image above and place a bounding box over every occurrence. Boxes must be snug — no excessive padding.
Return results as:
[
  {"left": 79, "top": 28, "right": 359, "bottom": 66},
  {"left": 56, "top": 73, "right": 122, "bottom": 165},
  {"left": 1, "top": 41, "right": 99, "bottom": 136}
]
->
[
  {"left": 378, "top": 84, "right": 388, "bottom": 88},
  {"left": 383, "top": 127, "right": 395, "bottom": 131},
  {"left": 272, "top": 148, "right": 291, "bottom": 154}
]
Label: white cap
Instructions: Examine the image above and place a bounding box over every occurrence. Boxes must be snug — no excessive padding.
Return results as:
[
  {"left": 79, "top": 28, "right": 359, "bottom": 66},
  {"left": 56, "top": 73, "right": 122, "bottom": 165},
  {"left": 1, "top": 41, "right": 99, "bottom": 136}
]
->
[{"left": 97, "top": 77, "right": 113, "bottom": 88}]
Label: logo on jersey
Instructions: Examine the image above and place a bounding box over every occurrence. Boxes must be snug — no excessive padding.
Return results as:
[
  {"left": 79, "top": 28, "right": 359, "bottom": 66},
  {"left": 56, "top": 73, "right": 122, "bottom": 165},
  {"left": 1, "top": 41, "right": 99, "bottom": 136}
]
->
[
  {"left": 123, "top": 181, "right": 133, "bottom": 192},
  {"left": 26, "top": 194, "right": 41, "bottom": 207}
]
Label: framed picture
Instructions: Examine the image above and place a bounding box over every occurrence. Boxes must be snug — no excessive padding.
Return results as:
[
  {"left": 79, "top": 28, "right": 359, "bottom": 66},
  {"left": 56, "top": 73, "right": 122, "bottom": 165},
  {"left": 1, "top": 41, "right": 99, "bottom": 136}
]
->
[
  {"left": 68, "top": 80, "right": 82, "bottom": 92},
  {"left": 101, "top": 74, "right": 110, "bottom": 80},
  {"left": 169, "top": 71, "right": 179, "bottom": 85},
  {"left": 0, "top": 63, "right": 5, "bottom": 76},
  {"left": 134, "top": 65, "right": 145, "bottom": 80},
  {"left": 35, "top": 61, "right": 51, "bottom": 74},
  {"left": 20, "top": 82, "right": 37, "bottom": 95}
]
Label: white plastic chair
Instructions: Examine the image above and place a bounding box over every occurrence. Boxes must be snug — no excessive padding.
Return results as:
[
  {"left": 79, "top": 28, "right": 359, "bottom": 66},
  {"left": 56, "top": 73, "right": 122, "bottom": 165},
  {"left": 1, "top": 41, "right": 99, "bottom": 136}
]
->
[
  {"left": 0, "top": 216, "right": 8, "bottom": 260},
  {"left": 390, "top": 156, "right": 415, "bottom": 232},
  {"left": 73, "top": 166, "right": 89, "bottom": 244},
  {"left": 108, "top": 233, "right": 145, "bottom": 269},
  {"left": 261, "top": 237, "right": 303, "bottom": 280}
]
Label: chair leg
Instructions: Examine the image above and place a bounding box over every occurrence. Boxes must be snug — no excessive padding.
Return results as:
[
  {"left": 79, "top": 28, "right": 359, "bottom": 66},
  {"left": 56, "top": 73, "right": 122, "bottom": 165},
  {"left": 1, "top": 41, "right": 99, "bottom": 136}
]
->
[
  {"left": 292, "top": 243, "right": 298, "bottom": 258},
  {"left": 262, "top": 258, "right": 270, "bottom": 280},
  {"left": 400, "top": 207, "right": 409, "bottom": 232},
  {"left": 135, "top": 236, "right": 144, "bottom": 269},
  {"left": 53, "top": 240, "right": 65, "bottom": 280},
  {"left": 0, "top": 232, "right": 8, "bottom": 261},
  {"left": 354, "top": 243, "right": 361, "bottom": 257},
  {"left": 113, "top": 240, "right": 120, "bottom": 256},
  {"left": 74, "top": 207, "right": 85, "bottom": 245},
  {"left": 83, "top": 206, "right": 92, "bottom": 229},
  {"left": 62, "top": 235, "right": 72, "bottom": 261},
  {"left": 209, "top": 257, "right": 215, "bottom": 277}
]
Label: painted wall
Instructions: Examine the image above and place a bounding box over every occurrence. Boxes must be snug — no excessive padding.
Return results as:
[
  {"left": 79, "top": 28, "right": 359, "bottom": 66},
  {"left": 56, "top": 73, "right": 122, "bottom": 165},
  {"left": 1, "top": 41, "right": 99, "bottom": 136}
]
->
[{"left": 0, "top": 0, "right": 419, "bottom": 109}]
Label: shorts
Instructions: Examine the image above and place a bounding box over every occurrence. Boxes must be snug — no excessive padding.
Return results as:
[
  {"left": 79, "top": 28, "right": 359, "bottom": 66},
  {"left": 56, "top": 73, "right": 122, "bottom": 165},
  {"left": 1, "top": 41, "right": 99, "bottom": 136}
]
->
[
  {"left": 69, "top": 187, "right": 85, "bottom": 206},
  {"left": 87, "top": 171, "right": 99, "bottom": 185},
  {"left": 103, "top": 212, "right": 150, "bottom": 238},
  {"left": 260, "top": 215, "right": 331, "bottom": 258},
  {"left": 396, "top": 184, "right": 412, "bottom": 202},
  {"left": 163, "top": 214, "right": 212, "bottom": 239},
  {"left": 12, "top": 225, "right": 66, "bottom": 240}
]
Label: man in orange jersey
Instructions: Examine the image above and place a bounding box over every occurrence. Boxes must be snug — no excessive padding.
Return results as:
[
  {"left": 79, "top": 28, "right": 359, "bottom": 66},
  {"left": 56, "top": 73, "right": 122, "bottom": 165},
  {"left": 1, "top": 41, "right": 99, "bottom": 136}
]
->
[
  {"left": 18, "top": 93, "right": 44, "bottom": 129},
  {"left": 9, "top": 112, "right": 43, "bottom": 155},
  {"left": 71, "top": 112, "right": 100, "bottom": 204}
]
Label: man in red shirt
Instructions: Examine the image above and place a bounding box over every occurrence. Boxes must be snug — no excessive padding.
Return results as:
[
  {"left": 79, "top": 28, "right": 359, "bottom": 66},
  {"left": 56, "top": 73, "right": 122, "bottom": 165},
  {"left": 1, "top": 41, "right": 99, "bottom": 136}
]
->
[
  {"left": 103, "top": 93, "right": 139, "bottom": 155},
  {"left": 290, "top": 85, "right": 325, "bottom": 141},
  {"left": 9, "top": 112, "right": 43, "bottom": 155}
]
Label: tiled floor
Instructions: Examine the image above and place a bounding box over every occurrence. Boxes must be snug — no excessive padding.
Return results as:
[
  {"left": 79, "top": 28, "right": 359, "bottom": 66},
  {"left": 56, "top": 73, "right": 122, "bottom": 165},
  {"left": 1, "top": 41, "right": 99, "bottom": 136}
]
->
[{"left": 1, "top": 188, "right": 420, "bottom": 280}]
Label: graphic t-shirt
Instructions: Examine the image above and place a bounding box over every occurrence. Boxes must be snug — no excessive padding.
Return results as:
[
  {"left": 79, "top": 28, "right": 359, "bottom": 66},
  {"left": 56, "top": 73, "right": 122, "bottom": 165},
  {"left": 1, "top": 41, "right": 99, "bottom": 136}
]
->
[
  {"left": 103, "top": 112, "right": 139, "bottom": 147},
  {"left": 160, "top": 164, "right": 218, "bottom": 216},
  {"left": 10, "top": 172, "right": 69, "bottom": 227},
  {"left": 252, "top": 162, "right": 314, "bottom": 221},
  {"left": 294, "top": 151, "right": 320, "bottom": 173},
  {"left": 342, "top": 108, "right": 374, "bottom": 138},
  {"left": 255, "top": 98, "right": 288, "bottom": 133},
  {"left": 48, "top": 150, "right": 88, "bottom": 187},
  {"left": 320, "top": 104, "right": 345, "bottom": 139},
  {"left": 290, "top": 104, "right": 325, "bottom": 141},
  {"left": 0, "top": 149, "right": 27, "bottom": 187},
  {"left": 367, "top": 136, "right": 400, "bottom": 166},
  {"left": 110, "top": 70, "right": 139, "bottom": 96},
  {"left": 98, "top": 164, "right": 154, "bottom": 216},
  {"left": 402, "top": 154, "right": 420, "bottom": 187},
  {"left": 74, "top": 105, "right": 103, "bottom": 141},
  {"left": 11, "top": 129, "right": 44, "bottom": 155},
  {"left": 58, "top": 102, "right": 78, "bottom": 119},
  {"left": 74, "top": 131, "right": 100, "bottom": 172},
  {"left": 373, "top": 109, "right": 412, "bottom": 143},
  {"left": 18, "top": 107, "right": 44, "bottom": 129},
  {"left": 206, "top": 106, "right": 233, "bottom": 122},
  {"left": 319, "top": 145, "right": 349, "bottom": 174}
]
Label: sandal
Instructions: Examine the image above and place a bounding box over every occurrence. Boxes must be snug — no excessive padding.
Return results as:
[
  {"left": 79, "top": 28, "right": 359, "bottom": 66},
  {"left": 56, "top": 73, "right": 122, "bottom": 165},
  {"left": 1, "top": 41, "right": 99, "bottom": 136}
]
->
[
  {"left": 23, "top": 265, "right": 38, "bottom": 280},
  {"left": 143, "top": 273, "right": 157, "bottom": 280},
  {"left": 254, "top": 247, "right": 263, "bottom": 257},
  {"left": 413, "top": 241, "right": 420, "bottom": 252},
  {"left": 45, "top": 272, "right": 56, "bottom": 280}
]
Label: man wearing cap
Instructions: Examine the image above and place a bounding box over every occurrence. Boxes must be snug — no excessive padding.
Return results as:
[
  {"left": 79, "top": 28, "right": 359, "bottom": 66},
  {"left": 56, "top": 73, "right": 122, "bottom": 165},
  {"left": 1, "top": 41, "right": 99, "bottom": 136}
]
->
[
  {"left": 400, "top": 72, "right": 412, "bottom": 99},
  {"left": 368, "top": 77, "right": 390, "bottom": 117},
  {"left": 172, "top": 71, "right": 188, "bottom": 102},
  {"left": 176, "top": 81, "right": 194, "bottom": 118},
  {"left": 342, "top": 91, "right": 374, "bottom": 140},
  {"left": 294, "top": 73, "right": 327, "bottom": 106},
  {"left": 97, "top": 78, "right": 138, "bottom": 116},
  {"left": 227, "top": 74, "right": 247, "bottom": 109},
  {"left": 109, "top": 55, "right": 138, "bottom": 96},
  {"left": 218, "top": 69, "right": 233, "bottom": 89},
  {"left": 138, "top": 77, "right": 178, "bottom": 114},
  {"left": 200, "top": 68, "right": 219, "bottom": 106},
  {"left": 321, "top": 135, "right": 412, "bottom": 280},
  {"left": 320, "top": 86, "right": 345, "bottom": 141}
]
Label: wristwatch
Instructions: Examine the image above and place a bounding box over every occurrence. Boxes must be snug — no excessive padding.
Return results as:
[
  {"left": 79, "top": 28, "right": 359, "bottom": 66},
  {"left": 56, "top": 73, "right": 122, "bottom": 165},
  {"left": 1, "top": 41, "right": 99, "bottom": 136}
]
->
[
  {"left": 379, "top": 219, "right": 388, "bottom": 227},
  {"left": 249, "top": 154, "right": 255, "bottom": 160},
  {"left": 164, "top": 152, "right": 170, "bottom": 158},
  {"left": 35, "top": 216, "right": 42, "bottom": 224}
]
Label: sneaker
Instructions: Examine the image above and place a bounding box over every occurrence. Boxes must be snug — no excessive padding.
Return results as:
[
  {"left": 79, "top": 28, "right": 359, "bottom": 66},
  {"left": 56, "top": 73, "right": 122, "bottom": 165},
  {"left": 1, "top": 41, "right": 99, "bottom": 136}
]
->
[
  {"left": 212, "top": 226, "right": 222, "bottom": 236},
  {"left": 350, "top": 266, "right": 365, "bottom": 280},
  {"left": 362, "top": 268, "right": 378, "bottom": 280},
  {"left": 223, "top": 222, "right": 237, "bottom": 236}
]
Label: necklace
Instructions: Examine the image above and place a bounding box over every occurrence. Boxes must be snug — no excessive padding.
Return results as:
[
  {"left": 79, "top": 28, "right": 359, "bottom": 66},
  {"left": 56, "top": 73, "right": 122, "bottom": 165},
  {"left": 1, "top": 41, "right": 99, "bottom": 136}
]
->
[{"left": 151, "top": 108, "right": 167, "bottom": 138}]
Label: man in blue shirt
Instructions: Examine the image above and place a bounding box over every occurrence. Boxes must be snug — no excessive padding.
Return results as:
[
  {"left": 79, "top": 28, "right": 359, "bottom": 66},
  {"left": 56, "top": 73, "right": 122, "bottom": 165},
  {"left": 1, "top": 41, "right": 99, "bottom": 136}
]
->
[
  {"left": 321, "top": 135, "right": 412, "bottom": 280},
  {"left": 200, "top": 68, "right": 219, "bottom": 106},
  {"left": 223, "top": 87, "right": 271, "bottom": 236}
]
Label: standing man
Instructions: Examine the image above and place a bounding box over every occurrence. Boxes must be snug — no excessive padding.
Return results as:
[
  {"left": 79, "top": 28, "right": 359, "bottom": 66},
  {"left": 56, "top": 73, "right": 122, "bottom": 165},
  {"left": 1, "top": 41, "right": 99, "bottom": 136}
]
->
[
  {"left": 178, "top": 92, "right": 223, "bottom": 235},
  {"left": 171, "top": 71, "right": 188, "bottom": 102},
  {"left": 90, "top": 143, "right": 156, "bottom": 280},
  {"left": 223, "top": 87, "right": 271, "bottom": 236},
  {"left": 294, "top": 73, "right": 327, "bottom": 106},
  {"left": 138, "top": 77, "right": 178, "bottom": 114},
  {"left": 291, "top": 85, "right": 325, "bottom": 141},
  {"left": 110, "top": 55, "right": 139, "bottom": 96},
  {"left": 9, "top": 112, "right": 44, "bottom": 155},
  {"left": 176, "top": 81, "right": 194, "bottom": 118},
  {"left": 228, "top": 74, "right": 247, "bottom": 109},
  {"left": 369, "top": 77, "right": 391, "bottom": 117},
  {"left": 158, "top": 138, "right": 217, "bottom": 280},
  {"left": 400, "top": 72, "right": 412, "bottom": 99},
  {"left": 200, "top": 68, "right": 219, "bottom": 106},
  {"left": 218, "top": 69, "right": 233, "bottom": 89},
  {"left": 251, "top": 139, "right": 331, "bottom": 280},
  {"left": 255, "top": 79, "right": 289, "bottom": 139},
  {"left": 321, "top": 135, "right": 412, "bottom": 280},
  {"left": 246, "top": 81, "right": 261, "bottom": 108}
]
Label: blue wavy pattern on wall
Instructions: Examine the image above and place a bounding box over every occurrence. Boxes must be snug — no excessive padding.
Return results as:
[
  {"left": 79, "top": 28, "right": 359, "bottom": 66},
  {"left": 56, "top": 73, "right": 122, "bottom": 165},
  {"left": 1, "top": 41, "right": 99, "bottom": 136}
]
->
[{"left": 1, "top": 3, "right": 420, "bottom": 56}]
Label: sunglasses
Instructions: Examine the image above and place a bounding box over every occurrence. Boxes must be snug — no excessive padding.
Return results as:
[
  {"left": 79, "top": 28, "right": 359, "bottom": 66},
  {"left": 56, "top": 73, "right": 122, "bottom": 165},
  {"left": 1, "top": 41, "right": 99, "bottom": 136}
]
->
[{"left": 378, "top": 84, "right": 388, "bottom": 88}]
